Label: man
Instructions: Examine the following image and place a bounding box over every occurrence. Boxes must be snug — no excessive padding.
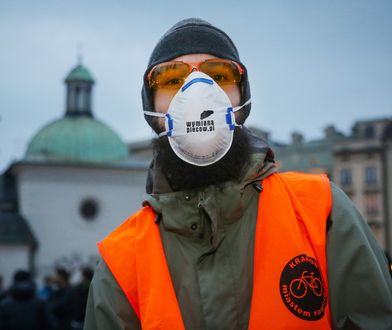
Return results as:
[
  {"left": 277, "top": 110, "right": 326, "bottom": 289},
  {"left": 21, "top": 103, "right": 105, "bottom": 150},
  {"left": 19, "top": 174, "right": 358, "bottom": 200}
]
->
[
  {"left": 49, "top": 267, "right": 73, "bottom": 330},
  {"left": 69, "top": 267, "right": 94, "bottom": 329},
  {"left": 0, "top": 270, "right": 57, "bottom": 330},
  {"left": 85, "top": 18, "right": 392, "bottom": 329}
]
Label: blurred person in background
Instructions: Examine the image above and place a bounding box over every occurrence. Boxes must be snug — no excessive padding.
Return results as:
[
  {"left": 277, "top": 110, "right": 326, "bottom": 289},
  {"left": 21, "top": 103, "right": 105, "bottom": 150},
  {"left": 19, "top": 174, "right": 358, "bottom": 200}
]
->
[
  {"left": 69, "top": 266, "right": 94, "bottom": 330},
  {"left": 85, "top": 18, "right": 392, "bottom": 329},
  {"left": 49, "top": 267, "right": 73, "bottom": 330},
  {"left": 38, "top": 275, "right": 55, "bottom": 300},
  {"left": 0, "top": 275, "right": 7, "bottom": 302},
  {"left": 0, "top": 269, "right": 57, "bottom": 330}
]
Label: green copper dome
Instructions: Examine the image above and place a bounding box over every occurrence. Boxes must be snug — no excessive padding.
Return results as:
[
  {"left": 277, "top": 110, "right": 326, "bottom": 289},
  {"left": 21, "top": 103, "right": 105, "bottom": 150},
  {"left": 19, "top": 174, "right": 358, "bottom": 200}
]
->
[
  {"left": 25, "top": 117, "right": 129, "bottom": 164},
  {"left": 65, "top": 64, "right": 94, "bottom": 83}
]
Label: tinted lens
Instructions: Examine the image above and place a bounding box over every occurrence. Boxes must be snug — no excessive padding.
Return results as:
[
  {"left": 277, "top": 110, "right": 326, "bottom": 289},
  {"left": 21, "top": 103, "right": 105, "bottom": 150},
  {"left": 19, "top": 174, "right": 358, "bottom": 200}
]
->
[
  {"left": 200, "top": 60, "right": 242, "bottom": 86},
  {"left": 149, "top": 62, "right": 189, "bottom": 90}
]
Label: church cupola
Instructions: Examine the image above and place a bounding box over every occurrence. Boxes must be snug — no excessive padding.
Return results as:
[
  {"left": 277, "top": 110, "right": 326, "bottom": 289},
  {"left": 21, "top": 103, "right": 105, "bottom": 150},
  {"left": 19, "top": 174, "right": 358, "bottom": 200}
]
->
[
  {"left": 25, "top": 60, "right": 129, "bottom": 164},
  {"left": 64, "top": 61, "right": 95, "bottom": 117}
]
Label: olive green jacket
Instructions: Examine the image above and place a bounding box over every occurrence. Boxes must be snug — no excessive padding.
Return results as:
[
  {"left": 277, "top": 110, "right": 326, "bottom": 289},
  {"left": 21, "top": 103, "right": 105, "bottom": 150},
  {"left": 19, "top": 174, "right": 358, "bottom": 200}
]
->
[{"left": 84, "top": 137, "right": 392, "bottom": 330}]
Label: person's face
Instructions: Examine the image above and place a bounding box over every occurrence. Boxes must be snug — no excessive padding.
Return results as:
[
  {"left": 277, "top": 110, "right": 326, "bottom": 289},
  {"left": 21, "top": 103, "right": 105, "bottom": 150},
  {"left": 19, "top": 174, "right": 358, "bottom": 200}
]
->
[{"left": 152, "top": 53, "right": 241, "bottom": 130}]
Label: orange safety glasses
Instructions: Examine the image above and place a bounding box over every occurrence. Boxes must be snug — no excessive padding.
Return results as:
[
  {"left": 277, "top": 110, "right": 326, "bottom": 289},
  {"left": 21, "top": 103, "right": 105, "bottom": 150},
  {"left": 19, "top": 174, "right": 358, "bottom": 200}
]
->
[{"left": 148, "top": 59, "right": 244, "bottom": 91}]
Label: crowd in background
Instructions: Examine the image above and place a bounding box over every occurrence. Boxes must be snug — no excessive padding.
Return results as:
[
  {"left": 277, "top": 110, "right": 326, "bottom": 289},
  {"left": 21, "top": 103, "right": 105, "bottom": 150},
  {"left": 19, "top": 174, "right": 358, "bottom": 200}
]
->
[{"left": 0, "top": 266, "right": 93, "bottom": 330}]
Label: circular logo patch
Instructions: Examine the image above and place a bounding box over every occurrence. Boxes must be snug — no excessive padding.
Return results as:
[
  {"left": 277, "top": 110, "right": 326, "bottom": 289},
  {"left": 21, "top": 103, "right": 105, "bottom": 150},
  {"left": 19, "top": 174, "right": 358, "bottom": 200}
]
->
[{"left": 279, "top": 254, "right": 327, "bottom": 321}]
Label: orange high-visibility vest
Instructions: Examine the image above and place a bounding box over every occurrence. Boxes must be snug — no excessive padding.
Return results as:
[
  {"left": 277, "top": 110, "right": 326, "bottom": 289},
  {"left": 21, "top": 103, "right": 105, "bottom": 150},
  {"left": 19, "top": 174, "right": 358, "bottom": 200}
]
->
[{"left": 98, "top": 172, "right": 332, "bottom": 329}]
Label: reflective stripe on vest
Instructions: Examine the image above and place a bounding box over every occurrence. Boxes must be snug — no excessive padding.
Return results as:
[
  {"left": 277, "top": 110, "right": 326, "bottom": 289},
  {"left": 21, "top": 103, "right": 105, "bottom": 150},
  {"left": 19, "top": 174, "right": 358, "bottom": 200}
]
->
[{"left": 98, "top": 172, "right": 332, "bottom": 329}]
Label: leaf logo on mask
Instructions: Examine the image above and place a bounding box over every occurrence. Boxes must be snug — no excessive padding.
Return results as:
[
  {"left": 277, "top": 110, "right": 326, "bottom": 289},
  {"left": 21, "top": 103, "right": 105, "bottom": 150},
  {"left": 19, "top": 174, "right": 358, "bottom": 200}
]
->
[{"left": 200, "top": 110, "right": 214, "bottom": 120}]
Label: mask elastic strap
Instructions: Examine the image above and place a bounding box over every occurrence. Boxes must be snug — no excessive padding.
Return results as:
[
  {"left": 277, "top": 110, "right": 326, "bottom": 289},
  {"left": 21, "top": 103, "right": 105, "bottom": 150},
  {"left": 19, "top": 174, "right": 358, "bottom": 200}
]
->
[
  {"left": 233, "top": 98, "right": 251, "bottom": 112},
  {"left": 144, "top": 111, "right": 172, "bottom": 137},
  {"left": 227, "top": 98, "right": 251, "bottom": 129},
  {"left": 143, "top": 111, "right": 166, "bottom": 118}
]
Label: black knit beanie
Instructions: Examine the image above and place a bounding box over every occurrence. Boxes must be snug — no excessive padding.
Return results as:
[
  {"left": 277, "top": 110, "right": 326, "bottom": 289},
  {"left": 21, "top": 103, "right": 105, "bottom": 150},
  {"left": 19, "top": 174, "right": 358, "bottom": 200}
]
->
[{"left": 142, "top": 18, "right": 251, "bottom": 132}]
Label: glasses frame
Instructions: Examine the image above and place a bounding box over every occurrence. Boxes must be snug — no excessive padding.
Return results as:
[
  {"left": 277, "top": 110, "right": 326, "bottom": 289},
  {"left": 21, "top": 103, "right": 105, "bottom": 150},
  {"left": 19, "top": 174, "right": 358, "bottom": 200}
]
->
[{"left": 147, "top": 59, "right": 245, "bottom": 89}]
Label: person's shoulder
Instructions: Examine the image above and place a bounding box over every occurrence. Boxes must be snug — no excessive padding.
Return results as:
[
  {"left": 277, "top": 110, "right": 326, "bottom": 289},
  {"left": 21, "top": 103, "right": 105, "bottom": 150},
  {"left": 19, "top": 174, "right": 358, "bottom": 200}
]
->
[
  {"left": 89, "top": 258, "right": 122, "bottom": 294},
  {"left": 330, "top": 181, "right": 351, "bottom": 200},
  {"left": 0, "top": 295, "right": 12, "bottom": 308},
  {"left": 273, "top": 171, "right": 331, "bottom": 200},
  {"left": 329, "top": 182, "right": 363, "bottom": 223},
  {"left": 277, "top": 171, "right": 328, "bottom": 183},
  {"left": 104, "top": 205, "right": 156, "bottom": 239},
  {"left": 328, "top": 181, "right": 378, "bottom": 242},
  {"left": 98, "top": 205, "right": 158, "bottom": 262}
]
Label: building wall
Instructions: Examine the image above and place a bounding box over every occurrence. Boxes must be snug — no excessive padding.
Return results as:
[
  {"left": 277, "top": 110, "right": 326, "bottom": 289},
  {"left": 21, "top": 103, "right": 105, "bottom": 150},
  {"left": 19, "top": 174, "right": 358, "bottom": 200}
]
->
[
  {"left": 0, "top": 245, "right": 30, "bottom": 287},
  {"left": 333, "top": 151, "right": 385, "bottom": 247},
  {"left": 15, "top": 164, "right": 147, "bottom": 278}
]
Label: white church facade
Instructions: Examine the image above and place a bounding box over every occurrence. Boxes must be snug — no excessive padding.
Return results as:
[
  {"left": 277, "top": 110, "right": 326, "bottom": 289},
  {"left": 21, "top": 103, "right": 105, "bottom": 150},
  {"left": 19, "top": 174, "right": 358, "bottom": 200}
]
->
[{"left": 0, "top": 63, "right": 150, "bottom": 286}]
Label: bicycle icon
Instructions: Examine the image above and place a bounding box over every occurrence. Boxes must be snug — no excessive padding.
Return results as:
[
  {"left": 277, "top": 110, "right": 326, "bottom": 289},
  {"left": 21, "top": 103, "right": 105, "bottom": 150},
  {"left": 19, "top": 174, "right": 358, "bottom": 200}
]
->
[{"left": 289, "top": 270, "right": 323, "bottom": 298}]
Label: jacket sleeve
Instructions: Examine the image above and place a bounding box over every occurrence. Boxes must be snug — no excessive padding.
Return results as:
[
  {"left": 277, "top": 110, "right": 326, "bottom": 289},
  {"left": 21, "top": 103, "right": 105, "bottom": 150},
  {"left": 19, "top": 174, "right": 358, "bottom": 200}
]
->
[
  {"left": 84, "top": 258, "right": 141, "bottom": 330},
  {"left": 326, "top": 183, "right": 392, "bottom": 330}
]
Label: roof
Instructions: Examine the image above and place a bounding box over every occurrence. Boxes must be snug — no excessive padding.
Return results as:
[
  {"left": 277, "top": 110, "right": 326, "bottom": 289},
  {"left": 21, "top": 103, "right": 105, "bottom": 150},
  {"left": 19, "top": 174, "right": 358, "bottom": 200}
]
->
[
  {"left": 0, "top": 171, "right": 37, "bottom": 247},
  {"left": 65, "top": 64, "right": 94, "bottom": 83},
  {"left": 0, "top": 171, "right": 17, "bottom": 210},
  {"left": 0, "top": 211, "right": 37, "bottom": 247},
  {"left": 25, "top": 116, "right": 129, "bottom": 164}
]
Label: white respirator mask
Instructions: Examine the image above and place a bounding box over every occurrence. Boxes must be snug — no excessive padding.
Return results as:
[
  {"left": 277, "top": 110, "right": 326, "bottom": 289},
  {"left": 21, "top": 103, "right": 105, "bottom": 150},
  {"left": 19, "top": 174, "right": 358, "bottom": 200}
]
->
[{"left": 144, "top": 71, "right": 251, "bottom": 166}]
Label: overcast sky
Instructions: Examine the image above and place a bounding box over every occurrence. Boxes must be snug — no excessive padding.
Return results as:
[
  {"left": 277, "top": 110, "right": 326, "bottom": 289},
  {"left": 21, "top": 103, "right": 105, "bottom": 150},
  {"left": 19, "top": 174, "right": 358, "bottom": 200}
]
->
[{"left": 0, "top": 0, "right": 391, "bottom": 172}]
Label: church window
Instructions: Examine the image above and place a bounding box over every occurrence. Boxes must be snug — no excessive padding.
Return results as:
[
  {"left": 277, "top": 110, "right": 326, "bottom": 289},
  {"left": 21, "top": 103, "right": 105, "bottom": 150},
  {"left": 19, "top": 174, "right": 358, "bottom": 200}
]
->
[{"left": 80, "top": 198, "right": 99, "bottom": 221}]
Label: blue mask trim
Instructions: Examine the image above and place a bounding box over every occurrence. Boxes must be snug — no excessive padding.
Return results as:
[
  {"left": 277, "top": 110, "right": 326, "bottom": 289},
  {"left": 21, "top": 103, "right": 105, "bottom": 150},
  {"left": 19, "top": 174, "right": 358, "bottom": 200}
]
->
[
  {"left": 181, "top": 77, "right": 213, "bottom": 92},
  {"left": 225, "top": 107, "right": 235, "bottom": 130},
  {"left": 166, "top": 113, "right": 174, "bottom": 136}
]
